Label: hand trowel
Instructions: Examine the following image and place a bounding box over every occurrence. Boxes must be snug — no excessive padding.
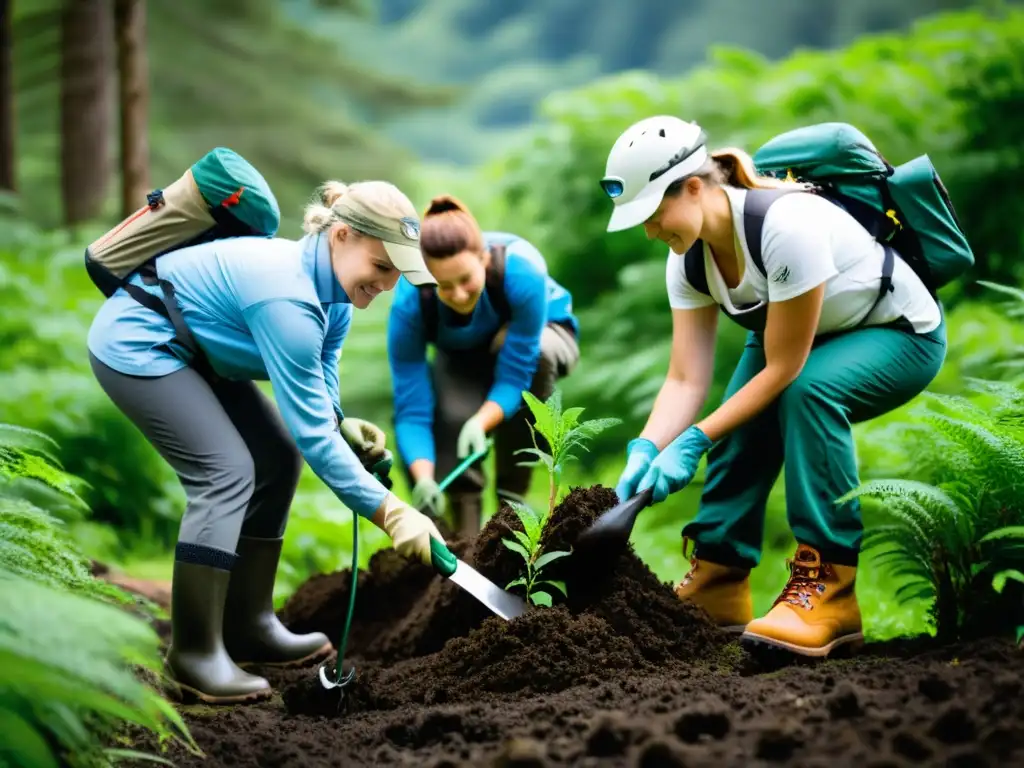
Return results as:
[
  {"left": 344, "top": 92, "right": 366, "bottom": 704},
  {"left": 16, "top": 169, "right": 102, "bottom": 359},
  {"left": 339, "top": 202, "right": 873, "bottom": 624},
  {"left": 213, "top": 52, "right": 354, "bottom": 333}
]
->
[{"left": 429, "top": 537, "right": 526, "bottom": 620}]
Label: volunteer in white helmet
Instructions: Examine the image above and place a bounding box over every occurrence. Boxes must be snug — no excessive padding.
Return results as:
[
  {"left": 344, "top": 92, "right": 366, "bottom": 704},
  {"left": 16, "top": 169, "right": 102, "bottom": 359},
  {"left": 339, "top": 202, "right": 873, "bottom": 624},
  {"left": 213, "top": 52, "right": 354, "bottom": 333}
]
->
[{"left": 601, "top": 116, "right": 946, "bottom": 657}]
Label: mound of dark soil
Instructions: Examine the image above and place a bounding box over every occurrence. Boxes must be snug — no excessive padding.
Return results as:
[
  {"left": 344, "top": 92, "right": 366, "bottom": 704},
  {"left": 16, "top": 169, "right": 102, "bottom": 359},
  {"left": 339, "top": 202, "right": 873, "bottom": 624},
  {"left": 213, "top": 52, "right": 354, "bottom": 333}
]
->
[{"left": 125, "top": 485, "right": 1024, "bottom": 767}]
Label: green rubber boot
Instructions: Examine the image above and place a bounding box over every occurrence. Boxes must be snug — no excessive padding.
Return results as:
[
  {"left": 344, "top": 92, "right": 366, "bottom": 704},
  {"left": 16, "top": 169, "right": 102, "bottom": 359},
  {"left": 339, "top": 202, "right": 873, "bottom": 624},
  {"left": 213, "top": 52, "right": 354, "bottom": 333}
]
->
[{"left": 165, "top": 561, "right": 272, "bottom": 704}]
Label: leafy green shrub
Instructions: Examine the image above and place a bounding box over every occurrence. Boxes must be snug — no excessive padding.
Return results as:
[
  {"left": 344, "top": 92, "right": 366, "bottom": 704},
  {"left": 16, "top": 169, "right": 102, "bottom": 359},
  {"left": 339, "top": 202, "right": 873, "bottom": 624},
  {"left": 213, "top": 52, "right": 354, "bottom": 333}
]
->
[
  {"left": 843, "top": 379, "right": 1024, "bottom": 641},
  {"left": 0, "top": 423, "right": 197, "bottom": 766}
]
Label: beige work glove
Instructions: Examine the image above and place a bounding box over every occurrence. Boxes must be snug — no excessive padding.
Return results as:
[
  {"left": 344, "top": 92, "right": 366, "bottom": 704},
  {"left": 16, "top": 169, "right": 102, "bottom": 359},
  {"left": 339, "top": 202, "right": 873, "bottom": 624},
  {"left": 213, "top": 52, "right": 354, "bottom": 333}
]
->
[
  {"left": 339, "top": 417, "right": 387, "bottom": 464},
  {"left": 375, "top": 493, "right": 445, "bottom": 567}
]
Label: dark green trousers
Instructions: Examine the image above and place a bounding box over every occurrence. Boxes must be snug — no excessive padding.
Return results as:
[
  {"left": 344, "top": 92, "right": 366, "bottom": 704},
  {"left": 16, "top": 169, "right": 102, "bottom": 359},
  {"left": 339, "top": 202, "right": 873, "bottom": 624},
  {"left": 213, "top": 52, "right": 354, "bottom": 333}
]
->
[{"left": 683, "top": 316, "right": 947, "bottom": 569}]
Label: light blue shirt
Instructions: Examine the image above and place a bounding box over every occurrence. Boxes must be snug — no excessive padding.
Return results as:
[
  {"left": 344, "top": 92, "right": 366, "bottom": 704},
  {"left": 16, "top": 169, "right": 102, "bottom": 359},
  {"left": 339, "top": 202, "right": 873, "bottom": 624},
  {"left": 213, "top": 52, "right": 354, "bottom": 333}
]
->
[{"left": 87, "top": 233, "right": 388, "bottom": 518}]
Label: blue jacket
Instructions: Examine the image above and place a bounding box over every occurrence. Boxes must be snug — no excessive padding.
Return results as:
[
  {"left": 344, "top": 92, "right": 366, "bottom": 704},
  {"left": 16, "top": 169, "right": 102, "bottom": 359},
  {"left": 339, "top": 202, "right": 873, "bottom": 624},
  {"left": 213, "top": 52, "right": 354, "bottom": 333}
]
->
[
  {"left": 87, "top": 233, "right": 389, "bottom": 518},
  {"left": 387, "top": 231, "right": 578, "bottom": 466}
]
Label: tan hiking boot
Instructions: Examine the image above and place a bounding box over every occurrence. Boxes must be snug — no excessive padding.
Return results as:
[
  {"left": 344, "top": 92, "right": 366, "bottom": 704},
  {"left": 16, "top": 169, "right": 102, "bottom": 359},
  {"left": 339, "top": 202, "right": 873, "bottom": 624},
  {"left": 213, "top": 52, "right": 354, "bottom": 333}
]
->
[
  {"left": 674, "top": 538, "right": 753, "bottom": 632},
  {"left": 742, "top": 543, "right": 863, "bottom": 657}
]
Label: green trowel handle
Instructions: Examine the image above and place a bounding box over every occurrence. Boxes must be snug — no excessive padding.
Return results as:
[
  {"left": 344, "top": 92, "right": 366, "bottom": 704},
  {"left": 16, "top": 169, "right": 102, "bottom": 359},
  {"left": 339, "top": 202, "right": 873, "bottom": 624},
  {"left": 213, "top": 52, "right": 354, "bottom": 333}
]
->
[
  {"left": 437, "top": 439, "right": 493, "bottom": 493},
  {"left": 429, "top": 536, "right": 457, "bottom": 578}
]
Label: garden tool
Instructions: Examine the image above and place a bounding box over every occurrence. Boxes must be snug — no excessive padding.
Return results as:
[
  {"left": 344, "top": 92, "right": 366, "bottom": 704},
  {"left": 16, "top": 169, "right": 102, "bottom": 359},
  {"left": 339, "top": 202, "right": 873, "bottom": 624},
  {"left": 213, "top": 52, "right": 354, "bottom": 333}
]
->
[
  {"left": 575, "top": 487, "right": 654, "bottom": 557},
  {"left": 418, "top": 439, "right": 494, "bottom": 517},
  {"left": 428, "top": 536, "right": 526, "bottom": 620}
]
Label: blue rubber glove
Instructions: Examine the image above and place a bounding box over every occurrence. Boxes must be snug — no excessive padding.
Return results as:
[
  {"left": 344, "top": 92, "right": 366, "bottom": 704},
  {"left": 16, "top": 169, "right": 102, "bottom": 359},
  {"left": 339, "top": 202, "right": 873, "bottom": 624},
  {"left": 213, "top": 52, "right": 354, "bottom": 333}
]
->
[
  {"left": 636, "top": 426, "right": 713, "bottom": 503},
  {"left": 614, "top": 438, "right": 660, "bottom": 502}
]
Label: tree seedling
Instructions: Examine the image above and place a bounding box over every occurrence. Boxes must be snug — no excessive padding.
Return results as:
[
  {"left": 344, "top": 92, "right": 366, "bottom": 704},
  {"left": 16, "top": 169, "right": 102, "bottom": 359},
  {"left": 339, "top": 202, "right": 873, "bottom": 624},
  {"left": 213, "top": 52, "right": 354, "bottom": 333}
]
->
[
  {"left": 515, "top": 389, "right": 621, "bottom": 520},
  {"left": 501, "top": 500, "right": 569, "bottom": 607},
  {"left": 500, "top": 389, "right": 621, "bottom": 607}
]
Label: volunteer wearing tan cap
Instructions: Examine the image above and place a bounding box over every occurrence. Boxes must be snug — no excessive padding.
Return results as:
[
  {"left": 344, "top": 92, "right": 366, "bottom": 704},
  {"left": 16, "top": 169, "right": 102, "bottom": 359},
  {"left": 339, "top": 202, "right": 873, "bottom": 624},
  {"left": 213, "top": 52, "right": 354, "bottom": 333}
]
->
[{"left": 87, "top": 180, "right": 447, "bottom": 705}]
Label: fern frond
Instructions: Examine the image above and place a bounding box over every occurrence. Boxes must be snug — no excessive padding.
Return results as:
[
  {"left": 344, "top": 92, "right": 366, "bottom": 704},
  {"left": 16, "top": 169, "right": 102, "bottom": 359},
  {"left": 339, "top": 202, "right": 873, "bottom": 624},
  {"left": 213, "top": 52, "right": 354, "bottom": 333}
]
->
[{"left": 0, "top": 570, "right": 200, "bottom": 767}]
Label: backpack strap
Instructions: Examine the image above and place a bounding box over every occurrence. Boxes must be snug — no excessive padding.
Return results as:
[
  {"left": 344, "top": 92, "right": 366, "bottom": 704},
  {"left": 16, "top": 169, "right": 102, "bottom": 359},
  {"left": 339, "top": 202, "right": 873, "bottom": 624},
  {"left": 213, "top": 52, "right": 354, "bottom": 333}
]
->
[
  {"left": 418, "top": 284, "right": 438, "bottom": 344},
  {"left": 683, "top": 242, "right": 709, "bottom": 296},
  {"left": 742, "top": 188, "right": 798, "bottom": 278},
  {"left": 485, "top": 242, "right": 510, "bottom": 321},
  {"left": 123, "top": 262, "right": 220, "bottom": 381}
]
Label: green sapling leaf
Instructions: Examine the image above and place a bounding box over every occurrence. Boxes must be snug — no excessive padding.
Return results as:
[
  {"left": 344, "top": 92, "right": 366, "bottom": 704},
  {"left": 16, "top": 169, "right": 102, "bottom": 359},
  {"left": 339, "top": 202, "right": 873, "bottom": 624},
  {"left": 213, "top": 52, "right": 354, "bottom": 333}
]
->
[
  {"left": 534, "top": 549, "right": 572, "bottom": 571},
  {"left": 501, "top": 538, "right": 531, "bottom": 563},
  {"left": 530, "top": 591, "right": 552, "bottom": 607},
  {"left": 536, "top": 579, "right": 567, "bottom": 597}
]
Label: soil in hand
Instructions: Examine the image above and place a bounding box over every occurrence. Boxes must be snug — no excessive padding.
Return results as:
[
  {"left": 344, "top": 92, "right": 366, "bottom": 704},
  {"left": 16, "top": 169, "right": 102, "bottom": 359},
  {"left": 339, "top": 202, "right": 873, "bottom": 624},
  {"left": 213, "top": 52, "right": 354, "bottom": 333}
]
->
[{"left": 126, "top": 485, "right": 1024, "bottom": 767}]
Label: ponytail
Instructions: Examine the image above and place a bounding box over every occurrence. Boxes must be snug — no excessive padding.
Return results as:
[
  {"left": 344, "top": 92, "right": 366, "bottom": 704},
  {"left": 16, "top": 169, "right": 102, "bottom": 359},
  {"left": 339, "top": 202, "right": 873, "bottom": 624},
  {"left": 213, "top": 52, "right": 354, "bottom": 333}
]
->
[{"left": 420, "top": 194, "right": 484, "bottom": 259}]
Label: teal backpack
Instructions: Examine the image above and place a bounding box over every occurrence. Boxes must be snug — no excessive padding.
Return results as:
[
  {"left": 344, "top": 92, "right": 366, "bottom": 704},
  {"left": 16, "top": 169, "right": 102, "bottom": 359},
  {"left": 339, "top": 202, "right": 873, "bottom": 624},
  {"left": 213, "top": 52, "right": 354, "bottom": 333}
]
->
[
  {"left": 85, "top": 147, "right": 280, "bottom": 378},
  {"left": 752, "top": 122, "right": 974, "bottom": 295}
]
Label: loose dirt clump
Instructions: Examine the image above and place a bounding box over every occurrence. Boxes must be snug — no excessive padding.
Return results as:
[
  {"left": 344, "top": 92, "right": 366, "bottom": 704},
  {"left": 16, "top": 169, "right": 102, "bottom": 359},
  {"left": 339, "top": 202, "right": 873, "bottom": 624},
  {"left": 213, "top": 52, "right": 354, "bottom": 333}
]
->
[{"left": 124, "top": 485, "right": 1024, "bottom": 767}]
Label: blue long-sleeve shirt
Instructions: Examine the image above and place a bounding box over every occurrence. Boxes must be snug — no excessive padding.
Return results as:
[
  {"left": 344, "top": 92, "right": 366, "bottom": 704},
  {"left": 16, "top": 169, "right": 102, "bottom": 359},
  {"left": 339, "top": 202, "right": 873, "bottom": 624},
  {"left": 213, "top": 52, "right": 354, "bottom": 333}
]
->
[
  {"left": 86, "top": 232, "right": 389, "bottom": 518},
  {"left": 387, "top": 231, "right": 578, "bottom": 466}
]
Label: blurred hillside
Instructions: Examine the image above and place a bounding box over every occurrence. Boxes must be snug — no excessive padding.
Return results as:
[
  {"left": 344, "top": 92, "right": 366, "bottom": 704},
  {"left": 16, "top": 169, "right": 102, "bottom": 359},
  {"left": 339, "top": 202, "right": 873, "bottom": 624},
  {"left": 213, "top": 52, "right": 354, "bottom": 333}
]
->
[{"left": 284, "top": 0, "right": 1007, "bottom": 164}]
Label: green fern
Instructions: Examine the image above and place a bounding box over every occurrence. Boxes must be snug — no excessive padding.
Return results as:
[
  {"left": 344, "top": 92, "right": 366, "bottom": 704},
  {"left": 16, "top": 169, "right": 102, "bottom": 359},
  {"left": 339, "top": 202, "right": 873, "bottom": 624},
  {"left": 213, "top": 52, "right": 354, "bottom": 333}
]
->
[
  {"left": 846, "top": 377, "right": 1024, "bottom": 641},
  {"left": 0, "top": 568, "right": 201, "bottom": 768},
  {"left": 0, "top": 424, "right": 188, "bottom": 765}
]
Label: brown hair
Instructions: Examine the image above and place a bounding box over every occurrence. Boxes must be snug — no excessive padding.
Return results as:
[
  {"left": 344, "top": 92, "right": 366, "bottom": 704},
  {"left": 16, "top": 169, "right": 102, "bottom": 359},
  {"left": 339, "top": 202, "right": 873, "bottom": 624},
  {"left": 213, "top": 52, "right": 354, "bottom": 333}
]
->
[
  {"left": 419, "top": 194, "right": 484, "bottom": 260},
  {"left": 665, "top": 147, "right": 810, "bottom": 198}
]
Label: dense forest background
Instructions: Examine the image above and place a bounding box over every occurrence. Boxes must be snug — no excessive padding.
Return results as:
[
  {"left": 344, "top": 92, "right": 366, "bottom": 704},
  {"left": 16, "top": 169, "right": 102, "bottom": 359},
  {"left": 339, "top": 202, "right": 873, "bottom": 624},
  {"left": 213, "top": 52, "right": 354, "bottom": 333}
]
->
[{"left": 3, "top": 0, "right": 1024, "bottom": 607}]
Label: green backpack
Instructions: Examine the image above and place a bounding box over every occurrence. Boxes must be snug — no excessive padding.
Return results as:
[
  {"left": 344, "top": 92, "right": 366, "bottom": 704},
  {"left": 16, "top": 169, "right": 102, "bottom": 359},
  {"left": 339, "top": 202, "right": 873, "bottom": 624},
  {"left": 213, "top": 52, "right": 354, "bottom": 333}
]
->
[
  {"left": 752, "top": 122, "right": 974, "bottom": 294},
  {"left": 85, "top": 147, "right": 280, "bottom": 377}
]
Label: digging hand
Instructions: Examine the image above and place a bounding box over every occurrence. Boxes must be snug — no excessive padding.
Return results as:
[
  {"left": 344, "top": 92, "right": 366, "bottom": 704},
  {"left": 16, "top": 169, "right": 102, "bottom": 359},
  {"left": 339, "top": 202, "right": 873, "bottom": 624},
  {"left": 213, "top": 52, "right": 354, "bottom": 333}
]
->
[
  {"left": 456, "top": 414, "right": 487, "bottom": 459},
  {"left": 615, "top": 438, "right": 660, "bottom": 502},
  {"left": 636, "top": 426, "right": 713, "bottom": 503},
  {"left": 412, "top": 476, "right": 445, "bottom": 517},
  {"left": 340, "top": 417, "right": 388, "bottom": 465},
  {"left": 377, "top": 493, "right": 446, "bottom": 566}
]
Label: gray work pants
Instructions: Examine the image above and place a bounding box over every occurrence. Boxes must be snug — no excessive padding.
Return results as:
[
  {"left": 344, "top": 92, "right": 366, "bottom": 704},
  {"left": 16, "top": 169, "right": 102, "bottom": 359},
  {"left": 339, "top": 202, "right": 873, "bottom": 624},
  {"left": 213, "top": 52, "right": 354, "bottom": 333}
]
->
[{"left": 89, "top": 353, "right": 303, "bottom": 569}]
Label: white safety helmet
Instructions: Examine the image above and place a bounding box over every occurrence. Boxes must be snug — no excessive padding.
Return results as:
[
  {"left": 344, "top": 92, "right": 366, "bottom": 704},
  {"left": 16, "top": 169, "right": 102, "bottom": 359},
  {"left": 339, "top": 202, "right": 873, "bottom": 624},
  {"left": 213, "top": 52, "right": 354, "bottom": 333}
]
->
[{"left": 601, "top": 116, "right": 709, "bottom": 232}]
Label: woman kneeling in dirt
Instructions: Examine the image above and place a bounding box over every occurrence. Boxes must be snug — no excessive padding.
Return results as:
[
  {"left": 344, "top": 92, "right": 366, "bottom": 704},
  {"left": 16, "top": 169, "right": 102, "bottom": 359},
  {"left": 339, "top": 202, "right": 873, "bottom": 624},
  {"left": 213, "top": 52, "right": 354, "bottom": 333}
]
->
[
  {"left": 387, "top": 195, "right": 580, "bottom": 538},
  {"left": 86, "top": 181, "right": 447, "bottom": 704},
  {"left": 601, "top": 117, "right": 946, "bottom": 657}
]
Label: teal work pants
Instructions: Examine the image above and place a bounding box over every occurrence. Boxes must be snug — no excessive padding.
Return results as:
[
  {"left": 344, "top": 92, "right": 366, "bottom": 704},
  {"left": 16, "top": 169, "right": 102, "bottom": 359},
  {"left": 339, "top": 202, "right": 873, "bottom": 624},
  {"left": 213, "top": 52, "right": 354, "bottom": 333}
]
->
[{"left": 682, "top": 316, "right": 947, "bottom": 569}]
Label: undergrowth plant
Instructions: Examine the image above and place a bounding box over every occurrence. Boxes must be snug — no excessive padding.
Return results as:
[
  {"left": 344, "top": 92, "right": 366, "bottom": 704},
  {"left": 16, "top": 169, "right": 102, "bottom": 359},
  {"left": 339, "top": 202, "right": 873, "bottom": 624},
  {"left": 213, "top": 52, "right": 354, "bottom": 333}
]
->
[
  {"left": 842, "top": 379, "right": 1024, "bottom": 642},
  {"left": 501, "top": 390, "right": 621, "bottom": 607},
  {"left": 0, "top": 422, "right": 198, "bottom": 766}
]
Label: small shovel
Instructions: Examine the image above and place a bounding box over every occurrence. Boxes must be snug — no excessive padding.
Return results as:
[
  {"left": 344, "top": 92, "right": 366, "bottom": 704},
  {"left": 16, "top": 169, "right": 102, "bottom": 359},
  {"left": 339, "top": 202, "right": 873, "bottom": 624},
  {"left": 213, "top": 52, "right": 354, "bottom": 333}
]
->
[
  {"left": 429, "top": 536, "right": 526, "bottom": 620},
  {"left": 575, "top": 487, "right": 655, "bottom": 556}
]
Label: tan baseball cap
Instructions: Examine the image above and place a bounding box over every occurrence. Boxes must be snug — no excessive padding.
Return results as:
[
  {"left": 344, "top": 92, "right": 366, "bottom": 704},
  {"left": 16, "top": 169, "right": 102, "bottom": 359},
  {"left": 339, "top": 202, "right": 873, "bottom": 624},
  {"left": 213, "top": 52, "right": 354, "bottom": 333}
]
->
[{"left": 334, "top": 196, "right": 436, "bottom": 286}]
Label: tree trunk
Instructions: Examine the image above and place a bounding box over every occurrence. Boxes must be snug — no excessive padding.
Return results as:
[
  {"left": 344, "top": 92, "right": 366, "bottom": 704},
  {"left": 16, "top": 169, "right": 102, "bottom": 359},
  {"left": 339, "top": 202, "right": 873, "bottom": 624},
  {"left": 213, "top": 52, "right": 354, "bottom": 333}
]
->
[
  {"left": 60, "top": 0, "right": 114, "bottom": 227},
  {"left": 0, "top": 0, "right": 14, "bottom": 192},
  {"left": 114, "top": 0, "right": 148, "bottom": 216}
]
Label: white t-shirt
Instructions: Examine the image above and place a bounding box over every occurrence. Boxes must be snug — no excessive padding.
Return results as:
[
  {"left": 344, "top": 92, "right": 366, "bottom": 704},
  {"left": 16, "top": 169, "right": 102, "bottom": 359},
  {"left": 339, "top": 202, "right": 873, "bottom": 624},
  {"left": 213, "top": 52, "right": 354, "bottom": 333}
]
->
[{"left": 666, "top": 186, "right": 941, "bottom": 334}]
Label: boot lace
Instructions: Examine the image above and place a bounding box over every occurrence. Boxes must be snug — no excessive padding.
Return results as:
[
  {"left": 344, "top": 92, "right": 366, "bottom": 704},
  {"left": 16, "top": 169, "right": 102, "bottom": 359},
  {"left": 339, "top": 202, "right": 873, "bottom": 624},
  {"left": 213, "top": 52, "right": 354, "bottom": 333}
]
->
[{"left": 776, "top": 557, "right": 829, "bottom": 610}]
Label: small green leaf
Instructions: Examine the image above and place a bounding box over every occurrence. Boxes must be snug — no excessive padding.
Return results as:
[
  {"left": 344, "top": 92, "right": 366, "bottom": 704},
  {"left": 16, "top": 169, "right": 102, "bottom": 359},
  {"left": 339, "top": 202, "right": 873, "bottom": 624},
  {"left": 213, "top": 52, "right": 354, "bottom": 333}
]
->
[
  {"left": 501, "top": 538, "right": 531, "bottom": 563},
  {"left": 512, "top": 529, "right": 534, "bottom": 555},
  {"left": 530, "top": 591, "right": 552, "bottom": 607},
  {"left": 505, "top": 577, "right": 528, "bottom": 590},
  {"left": 534, "top": 549, "right": 572, "bottom": 571},
  {"left": 992, "top": 569, "right": 1024, "bottom": 593},
  {"left": 536, "top": 579, "right": 567, "bottom": 597}
]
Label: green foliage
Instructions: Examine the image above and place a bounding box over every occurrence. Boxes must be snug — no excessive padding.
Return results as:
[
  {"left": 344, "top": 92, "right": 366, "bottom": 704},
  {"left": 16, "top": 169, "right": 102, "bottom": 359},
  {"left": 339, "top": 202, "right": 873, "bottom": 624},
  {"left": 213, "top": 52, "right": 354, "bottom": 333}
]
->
[
  {"left": 843, "top": 369, "right": 1024, "bottom": 641},
  {"left": 0, "top": 423, "right": 195, "bottom": 766},
  {"left": 0, "top": 570, "right": 200, "bottom": 768},
  {"left": 500, "top": 500, "right": 570, "bottom": 608},
  {"left": 515, "top": 389, "right": 620, "bottom": 516}
]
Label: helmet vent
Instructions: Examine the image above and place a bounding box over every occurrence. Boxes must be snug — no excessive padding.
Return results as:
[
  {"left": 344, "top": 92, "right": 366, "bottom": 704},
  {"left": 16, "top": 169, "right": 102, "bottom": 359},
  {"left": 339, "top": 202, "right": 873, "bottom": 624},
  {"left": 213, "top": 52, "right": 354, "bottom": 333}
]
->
[{"left": 659, "top": 128, "right": 666, "bottom": 137}]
